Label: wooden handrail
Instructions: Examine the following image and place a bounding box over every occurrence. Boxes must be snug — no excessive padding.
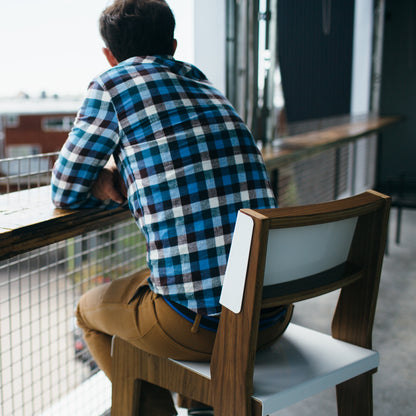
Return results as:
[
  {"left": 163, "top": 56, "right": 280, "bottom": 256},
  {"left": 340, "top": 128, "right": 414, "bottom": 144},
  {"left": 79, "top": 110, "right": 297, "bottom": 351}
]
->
[
  {"left": 262, "top": 115, "right": 401, "bottom": 170},
  {"left": 0, "top": 115, "right": 401, "bottom": 261},
  {"left": 0, "top": 186, "right": 131, "bottom": 261}
]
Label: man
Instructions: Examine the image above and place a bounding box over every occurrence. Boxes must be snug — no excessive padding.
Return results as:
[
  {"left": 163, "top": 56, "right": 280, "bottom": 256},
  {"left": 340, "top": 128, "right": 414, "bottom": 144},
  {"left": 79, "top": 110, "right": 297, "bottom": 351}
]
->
[{"left": 52, "top": 1, "right": 291, "bottom": 414}]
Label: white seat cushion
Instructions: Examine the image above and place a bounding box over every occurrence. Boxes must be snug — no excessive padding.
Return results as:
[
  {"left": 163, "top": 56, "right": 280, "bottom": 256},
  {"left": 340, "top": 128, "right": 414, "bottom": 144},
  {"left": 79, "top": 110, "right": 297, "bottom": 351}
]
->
[{"left": 170, "top": 323, "right": 379, "bottom": 416}]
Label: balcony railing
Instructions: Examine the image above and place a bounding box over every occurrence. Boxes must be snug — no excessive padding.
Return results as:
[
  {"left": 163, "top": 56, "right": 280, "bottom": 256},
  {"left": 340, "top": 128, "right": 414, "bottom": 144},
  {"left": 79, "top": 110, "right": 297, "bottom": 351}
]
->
[
  {"left": 0, "top": 190, "right": 146, "bottom": 416},
  {"left": 0, "top": 114, "right": 400, "bottom": 415},
  {"left": 0, "top": 153, "right": 57, "bottom": 194}
]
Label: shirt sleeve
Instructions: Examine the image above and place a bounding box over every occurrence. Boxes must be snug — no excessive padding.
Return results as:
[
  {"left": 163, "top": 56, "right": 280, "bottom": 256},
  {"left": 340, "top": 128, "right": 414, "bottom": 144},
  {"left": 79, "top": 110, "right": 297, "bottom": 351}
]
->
[{"left": 51, "top": 80, "right": 120, "bottom": 209}]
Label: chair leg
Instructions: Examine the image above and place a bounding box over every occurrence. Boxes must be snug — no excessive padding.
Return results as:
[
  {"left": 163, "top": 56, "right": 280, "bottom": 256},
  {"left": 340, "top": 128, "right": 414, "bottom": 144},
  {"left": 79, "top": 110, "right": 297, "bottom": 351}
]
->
[
  {"left": 396, "top": 206, "right": 402, "bottom": 244},
  {"left": 111, "top": 337, "right": 143, "bottom": 415},
  {"left": 336, "top": 372, "right": 373, "bottom": 416},
  {"left": 111, "top": 376, "right": 141, "bottom": 416}
]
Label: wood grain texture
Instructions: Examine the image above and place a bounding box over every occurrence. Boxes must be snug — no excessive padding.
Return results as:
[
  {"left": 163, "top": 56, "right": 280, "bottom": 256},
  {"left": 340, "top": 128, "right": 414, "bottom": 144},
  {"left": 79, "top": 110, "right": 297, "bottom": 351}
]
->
[
  {"left": 0, "top": 186, "right": 131, "bottom": 260},
  {"left": 111, "top": 337, "right": 212, "bottom": 415},
  {"left": 336, "top": 372, "right": 374, "bottom": 416},
  {"left": 332, "top": 192, "right": 391, "bottom": 349}
]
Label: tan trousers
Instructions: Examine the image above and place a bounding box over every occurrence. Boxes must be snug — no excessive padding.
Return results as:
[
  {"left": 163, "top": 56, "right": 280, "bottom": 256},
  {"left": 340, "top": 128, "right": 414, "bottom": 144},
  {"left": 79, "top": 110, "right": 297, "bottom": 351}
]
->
[{"left": 76, "top": 268, "right": 293, "bottom": 415}]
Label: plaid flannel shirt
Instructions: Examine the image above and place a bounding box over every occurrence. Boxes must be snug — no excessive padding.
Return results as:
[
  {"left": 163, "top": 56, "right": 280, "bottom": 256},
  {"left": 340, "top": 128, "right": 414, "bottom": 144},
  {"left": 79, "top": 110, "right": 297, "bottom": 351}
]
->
[{"left": 51, "top": 56, "right": 276, "bottom": 315}]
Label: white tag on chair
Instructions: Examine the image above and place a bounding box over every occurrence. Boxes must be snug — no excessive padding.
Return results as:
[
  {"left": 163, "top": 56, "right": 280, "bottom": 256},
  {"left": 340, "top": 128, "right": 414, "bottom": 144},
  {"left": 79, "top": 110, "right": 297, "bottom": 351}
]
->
[{"left": 220, "top": 212, "right": 254, "bottom": 313}]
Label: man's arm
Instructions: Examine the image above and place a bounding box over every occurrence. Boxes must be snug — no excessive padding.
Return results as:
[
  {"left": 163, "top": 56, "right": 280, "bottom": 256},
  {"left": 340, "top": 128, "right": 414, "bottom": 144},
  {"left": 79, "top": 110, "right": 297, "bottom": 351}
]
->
[
  {"left": 51, "top": 81, "right": 123, "bottom": 209},
  {"left": 91, "top": 155, "right": 127, "bottom": 204}
]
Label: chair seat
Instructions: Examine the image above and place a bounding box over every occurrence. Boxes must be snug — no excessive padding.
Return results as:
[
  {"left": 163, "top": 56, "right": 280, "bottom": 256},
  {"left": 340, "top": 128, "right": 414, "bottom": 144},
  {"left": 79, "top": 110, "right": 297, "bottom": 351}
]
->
[{"left": 170, "top": 323, "right": 379, "bottom": 416}]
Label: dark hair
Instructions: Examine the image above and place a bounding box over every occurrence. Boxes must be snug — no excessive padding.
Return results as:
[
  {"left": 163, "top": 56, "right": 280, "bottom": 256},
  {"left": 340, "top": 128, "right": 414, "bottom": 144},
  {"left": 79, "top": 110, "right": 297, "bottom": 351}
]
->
[{"left": 99, "top": 0, "right": 176, "bottom": 62}]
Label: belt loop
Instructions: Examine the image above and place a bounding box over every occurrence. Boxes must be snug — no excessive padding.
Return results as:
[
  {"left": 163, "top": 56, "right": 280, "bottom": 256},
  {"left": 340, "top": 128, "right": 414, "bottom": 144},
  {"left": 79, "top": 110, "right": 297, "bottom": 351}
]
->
[{"left": 191, "top": 313, "right": 202, "bottom": 333}]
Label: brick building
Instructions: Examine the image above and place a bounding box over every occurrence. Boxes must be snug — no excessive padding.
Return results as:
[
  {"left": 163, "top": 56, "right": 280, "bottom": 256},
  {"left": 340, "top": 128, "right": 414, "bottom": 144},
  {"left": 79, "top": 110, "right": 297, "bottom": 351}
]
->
[
  {"left": 0, "top": 98, "right": 80, "bottom": 159},
  {"left": 0, "top": 98, "right": 80, "bottom": 191}
]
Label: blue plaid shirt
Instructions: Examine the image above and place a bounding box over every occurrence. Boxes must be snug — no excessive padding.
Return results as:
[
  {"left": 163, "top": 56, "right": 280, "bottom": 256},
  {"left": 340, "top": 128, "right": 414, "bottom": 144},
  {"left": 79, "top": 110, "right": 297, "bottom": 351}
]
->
[{"left": 51, "top": 56, "right": 276, "bottom": 315}]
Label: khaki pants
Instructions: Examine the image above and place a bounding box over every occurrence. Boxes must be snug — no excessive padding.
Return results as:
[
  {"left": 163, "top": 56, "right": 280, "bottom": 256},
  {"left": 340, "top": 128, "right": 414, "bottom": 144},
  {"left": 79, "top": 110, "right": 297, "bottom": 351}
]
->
[{"left": 76, "top": 268, "right": 292, "bottom": 415}]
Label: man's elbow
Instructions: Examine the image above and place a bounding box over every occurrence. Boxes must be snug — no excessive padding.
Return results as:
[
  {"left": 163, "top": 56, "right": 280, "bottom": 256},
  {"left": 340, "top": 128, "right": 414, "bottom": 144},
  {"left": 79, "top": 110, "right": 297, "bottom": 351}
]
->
[{"left": 51, "top": 185, "right": 84, "bottom": 209}]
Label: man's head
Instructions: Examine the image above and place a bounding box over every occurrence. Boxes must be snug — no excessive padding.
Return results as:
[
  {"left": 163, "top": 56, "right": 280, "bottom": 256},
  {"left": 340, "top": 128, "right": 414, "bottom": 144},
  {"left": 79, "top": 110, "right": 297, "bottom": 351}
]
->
[{"left": 100, "top": 0, "right": 176, "bottom": 64}]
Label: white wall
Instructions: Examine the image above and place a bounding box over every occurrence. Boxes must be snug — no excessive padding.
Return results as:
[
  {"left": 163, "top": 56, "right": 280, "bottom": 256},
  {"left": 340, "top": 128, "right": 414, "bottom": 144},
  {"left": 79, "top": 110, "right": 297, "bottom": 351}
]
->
[
  {"left": 193, "top": 0, "right": 226, "bottom": 93},
  {"left": 351, "top": 0, "right": 374, "bottom": 115},
  {"left": 348, "top": 0, "right": 375, "bottom": 196},
  {"left": 167, "top": 0, "right": 195, "bottom": 63},
  {"left": 168, "top": 0, "right": 226, "bottom": 94}
]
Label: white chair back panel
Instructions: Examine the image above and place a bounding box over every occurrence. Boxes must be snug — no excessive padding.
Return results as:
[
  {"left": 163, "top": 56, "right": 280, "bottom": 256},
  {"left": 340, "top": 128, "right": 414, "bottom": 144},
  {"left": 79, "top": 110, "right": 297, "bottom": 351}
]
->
[
  {"left": 263, "top": 217, "right": 358, "bottom": 286},
  {"left": 220, "top": 211, "right": 254, "bottom": 313},
  {"left": 170, "top": 323, "right": 379, "bottom": 416}
]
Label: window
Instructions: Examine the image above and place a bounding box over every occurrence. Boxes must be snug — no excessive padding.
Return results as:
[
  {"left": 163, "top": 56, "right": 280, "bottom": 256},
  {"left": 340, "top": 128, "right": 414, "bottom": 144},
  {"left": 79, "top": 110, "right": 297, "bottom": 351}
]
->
[
  {"left": 5, "top": 114, "right": 19, "bottom": 128},
  {"left": 6, "top": 144, "right": 41, "bottom": 158},
  {"left": 42, "top": 116, "right": 74, "bottom": 132}
]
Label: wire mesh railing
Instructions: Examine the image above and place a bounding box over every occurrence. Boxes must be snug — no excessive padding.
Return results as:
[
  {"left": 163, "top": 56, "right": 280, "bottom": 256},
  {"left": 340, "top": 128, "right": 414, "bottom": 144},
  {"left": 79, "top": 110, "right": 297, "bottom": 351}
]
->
[
  {"left": 0, "top": 222, "right": 147, "bottom": 416},
  {"left": 0, "top": 153, "right": 58, "bottom": 194}
]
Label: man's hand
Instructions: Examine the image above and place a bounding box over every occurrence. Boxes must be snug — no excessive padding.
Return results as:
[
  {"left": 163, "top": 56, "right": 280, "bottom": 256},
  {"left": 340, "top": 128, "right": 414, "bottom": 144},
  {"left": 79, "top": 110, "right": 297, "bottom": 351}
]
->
[{"left": 91, "top": 157, "right": 127, "bottom": 204}]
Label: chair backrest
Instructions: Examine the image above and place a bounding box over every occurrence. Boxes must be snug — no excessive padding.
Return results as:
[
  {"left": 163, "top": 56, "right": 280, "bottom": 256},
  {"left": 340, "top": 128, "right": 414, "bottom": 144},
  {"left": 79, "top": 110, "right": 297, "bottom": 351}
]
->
[
  {"left": 211, "top": 190, "right": 391, "bottom": 414},
  {"left": 221, "top": 212, "right": 358, "bottom": 314}
]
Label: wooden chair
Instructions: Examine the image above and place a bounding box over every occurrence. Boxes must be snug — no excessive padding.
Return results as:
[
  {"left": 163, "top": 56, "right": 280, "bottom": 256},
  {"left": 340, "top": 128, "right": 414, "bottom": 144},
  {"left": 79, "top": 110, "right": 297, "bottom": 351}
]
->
[{"left": 111, "top": 190, "right": 390, "bottom": 416}]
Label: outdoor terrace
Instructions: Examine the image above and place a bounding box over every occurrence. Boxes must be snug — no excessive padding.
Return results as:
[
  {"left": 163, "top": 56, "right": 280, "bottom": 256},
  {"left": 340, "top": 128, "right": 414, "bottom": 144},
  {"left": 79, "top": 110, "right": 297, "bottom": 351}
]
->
[{"left": 1, "top": 114, "right": 411, "bottom": 416}]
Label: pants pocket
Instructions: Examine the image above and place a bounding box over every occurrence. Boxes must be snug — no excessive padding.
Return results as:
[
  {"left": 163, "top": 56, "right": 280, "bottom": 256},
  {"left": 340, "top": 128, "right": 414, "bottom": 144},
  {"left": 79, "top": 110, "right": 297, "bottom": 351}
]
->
[
  {"left": 101, "top": 269, "right": 150, "bottom": 304},
  {"left": 126, "top": 320, "right": 212, "bottom": 361}
]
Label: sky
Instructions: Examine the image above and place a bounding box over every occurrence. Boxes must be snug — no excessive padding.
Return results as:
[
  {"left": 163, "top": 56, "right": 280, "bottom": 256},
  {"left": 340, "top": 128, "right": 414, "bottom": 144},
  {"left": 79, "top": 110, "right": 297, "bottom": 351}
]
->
[{"left": 0, "top": 0, "right": 193, "bottom": 98}]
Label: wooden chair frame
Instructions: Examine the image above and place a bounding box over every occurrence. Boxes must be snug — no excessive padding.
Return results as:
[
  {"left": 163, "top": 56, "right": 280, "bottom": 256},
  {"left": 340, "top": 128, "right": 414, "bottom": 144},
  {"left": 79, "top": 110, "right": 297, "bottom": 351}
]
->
[{"left": 111, "top": 190, "right": 390, "bottom": 416}]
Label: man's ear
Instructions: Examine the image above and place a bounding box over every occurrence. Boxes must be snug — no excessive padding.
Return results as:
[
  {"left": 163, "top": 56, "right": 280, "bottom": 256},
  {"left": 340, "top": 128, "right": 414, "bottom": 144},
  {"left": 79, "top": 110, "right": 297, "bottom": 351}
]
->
[
  {"left": 102, "top": 47, "right": 119, "bottom": 67},
  {"left": 172, "top": 39, "right": 178, "bottom": 56}
]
